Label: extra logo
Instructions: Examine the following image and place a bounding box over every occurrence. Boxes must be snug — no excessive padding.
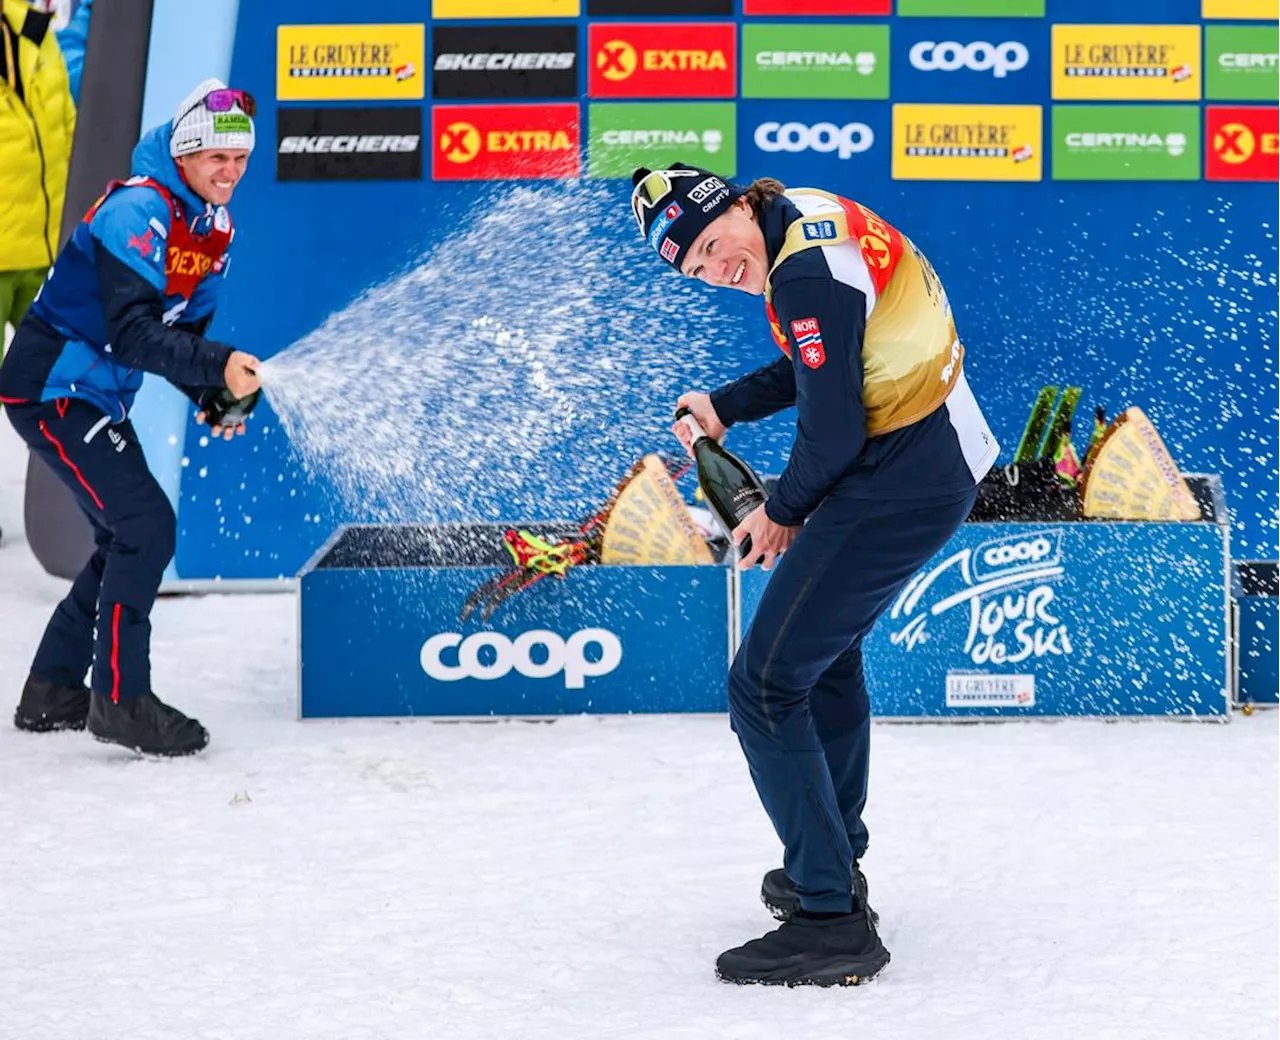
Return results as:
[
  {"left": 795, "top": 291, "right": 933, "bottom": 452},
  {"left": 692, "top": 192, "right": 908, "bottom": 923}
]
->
[
  {"left": 421, "top": 629, "right": 623, "bottom": 689},
  {"left": 755, "top": 121, "right": 874, "bottom": 159},
  {"left": 744, "top": 1, "right": 891, "bottom": 12},
  {"left": 890, "top": 530, "right": 1073, "bottom": 667},
  {"left": 277, "top": 24, "right": 425, "bottom": 101},
  {"left": 791, "top": 317, "right": 826, "bottom": 369},
  {"left": 1051, "top": 24, "right": 1201, "bottom": 101},
  {"left": 432, "top": 104, "right": 579, "bottom": 181},
  {"left": 1206, "top": 105, "right": 1279, "bottom": 181},
  {"left": 589, "top": 23, "right": 736, "bottom": 98},
  {"left": 909, "top": 40, "right": 1030, "bottom": 79}
]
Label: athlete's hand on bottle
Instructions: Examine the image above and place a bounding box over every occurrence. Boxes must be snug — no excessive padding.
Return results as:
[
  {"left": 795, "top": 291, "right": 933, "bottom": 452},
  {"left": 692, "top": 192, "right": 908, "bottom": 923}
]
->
[
  {"left": 671, "top": 391, "right": 727, "bottom": 455},
  {"left": 195, "top": 411, "right": 246, "bottom": 441},
  {"left": 732, "top": 503, "right": 799, "bottom": 572},
  {"left": 223, "top": 350, "right": 261, "bottom": 398}
]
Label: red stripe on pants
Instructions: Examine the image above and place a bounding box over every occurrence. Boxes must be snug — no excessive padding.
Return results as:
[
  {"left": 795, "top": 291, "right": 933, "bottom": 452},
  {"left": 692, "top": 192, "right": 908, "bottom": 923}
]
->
[
  {"left": 38, "top": 419, "right": 105, "bottom": 510},
  {"left": 111, "top": 604, "right": 122, "bottom": 703}
]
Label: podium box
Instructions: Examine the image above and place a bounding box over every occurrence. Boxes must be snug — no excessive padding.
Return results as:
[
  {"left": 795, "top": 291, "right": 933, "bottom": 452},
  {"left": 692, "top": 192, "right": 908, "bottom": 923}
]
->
[
  {"left": 737, "top": 476, "right": 1232, "bottom": 719},
  {"left": 298, "top": 524, "right": 733, "bottom": 719}
]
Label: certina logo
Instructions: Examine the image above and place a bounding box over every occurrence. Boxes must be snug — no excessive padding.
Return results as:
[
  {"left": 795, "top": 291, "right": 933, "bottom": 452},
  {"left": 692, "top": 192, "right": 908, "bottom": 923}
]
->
[
  {"left": 756, "top": 50, "right": 878, "bottom": 75},
  {"left": 1066, "top": 131, "right": 1188, "bottom": 156},
  {"left": 601, "top": 129, "right": 724, "bottom": 154},
  {"left": 440, "top": 121, "right": 573, "bottom": 163},
  {"left": 1218, "top": 51, "right": 1279, "bottom": 69},
  {"left": 279, "top": 135, "right": 420, "bottom": 154},
  {"left": 755, "top": 121, "right": 874, "bottom": 159},
  {"left": 597, "top": 40, "right": 727, "bottom": 81},
  {"left": 434, "top": 52, "right": 575, "bottom": 72},
  {"left": 421, "top": 629, "right": 623, "bottom": 689},
  {"left": 909, "top": 40, "right": 1029, "bottom": 79},
  {"left": 889, "top": 530, "right": 1073, "bottom": 666}
]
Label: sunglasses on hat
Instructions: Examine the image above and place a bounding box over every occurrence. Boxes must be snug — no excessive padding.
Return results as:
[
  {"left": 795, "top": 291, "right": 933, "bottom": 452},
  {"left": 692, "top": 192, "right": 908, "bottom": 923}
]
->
[{"left": 176, "top": 88, "right": 257, "bottom": 126}]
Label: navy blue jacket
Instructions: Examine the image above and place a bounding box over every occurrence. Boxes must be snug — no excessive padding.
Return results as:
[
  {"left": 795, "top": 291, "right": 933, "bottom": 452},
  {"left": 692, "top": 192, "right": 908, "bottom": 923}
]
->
[
  {"left": 710, "top": 194, "right": 997, "bottom": 526},
  {"left": 0, "top": 123, "right": 234, "bottom": 421}
]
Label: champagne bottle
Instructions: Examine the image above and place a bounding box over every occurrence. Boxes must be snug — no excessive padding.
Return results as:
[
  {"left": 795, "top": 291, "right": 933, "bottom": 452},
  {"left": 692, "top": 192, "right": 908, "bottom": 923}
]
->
[
  {"left": 675, "top": 406, "right": 767, "bottom": 560},
  {"left": 202, "top": 387, "right": 260, "bottom": 428}
]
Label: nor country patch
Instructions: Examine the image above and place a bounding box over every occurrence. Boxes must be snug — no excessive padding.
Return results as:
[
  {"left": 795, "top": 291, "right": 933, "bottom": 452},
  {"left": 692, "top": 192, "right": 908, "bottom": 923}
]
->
[
  {"left": 659, "top": 237, "right": 680, "bottom": 262},
  {"left": 791, "top": 316, "right": 825, "bottom": 368},
  {"left": 648, "top": 201, "right": 683, "bottom": 248}
]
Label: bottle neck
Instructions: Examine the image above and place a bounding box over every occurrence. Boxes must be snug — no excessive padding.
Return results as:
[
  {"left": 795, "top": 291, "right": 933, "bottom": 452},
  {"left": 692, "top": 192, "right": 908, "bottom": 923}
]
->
[{"left": 677, "top": 410, "right": 708, "bottom": 446}]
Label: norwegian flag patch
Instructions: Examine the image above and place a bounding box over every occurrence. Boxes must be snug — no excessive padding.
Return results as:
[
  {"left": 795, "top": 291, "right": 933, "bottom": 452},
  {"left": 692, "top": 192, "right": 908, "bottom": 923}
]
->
[{"left": 790, "top": 317, "right": 826, "bottom": 369}]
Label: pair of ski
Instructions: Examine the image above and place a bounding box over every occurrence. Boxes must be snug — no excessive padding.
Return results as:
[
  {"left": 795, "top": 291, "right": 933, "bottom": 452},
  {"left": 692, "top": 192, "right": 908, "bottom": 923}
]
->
[{"left": 1013, "top": 384, "right": 1106, "bottom": 486}]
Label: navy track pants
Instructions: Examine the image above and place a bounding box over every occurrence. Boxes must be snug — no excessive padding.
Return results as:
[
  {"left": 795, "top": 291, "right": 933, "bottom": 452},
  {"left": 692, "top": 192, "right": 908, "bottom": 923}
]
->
[
  {"left": 6, "top": 398, "right": 175, "bottom": 701},
  {"left": 729, "top": 480, "right": 977, "bottom": 912}
]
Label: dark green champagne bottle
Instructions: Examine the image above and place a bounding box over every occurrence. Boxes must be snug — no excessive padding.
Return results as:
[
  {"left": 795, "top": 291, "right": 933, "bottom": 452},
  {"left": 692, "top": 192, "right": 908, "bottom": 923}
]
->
[
  {"left": 675, "top": 406, "right": 767, "bottom": 560},
  {"left": 202, "top": 387, "right": 260, "bottom": 428}
]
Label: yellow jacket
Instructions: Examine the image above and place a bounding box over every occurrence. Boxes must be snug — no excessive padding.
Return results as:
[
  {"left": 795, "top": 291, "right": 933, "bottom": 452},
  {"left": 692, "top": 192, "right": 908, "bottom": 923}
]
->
[{"left": 0, "top": 0, "right": 75, "bottom": 272}]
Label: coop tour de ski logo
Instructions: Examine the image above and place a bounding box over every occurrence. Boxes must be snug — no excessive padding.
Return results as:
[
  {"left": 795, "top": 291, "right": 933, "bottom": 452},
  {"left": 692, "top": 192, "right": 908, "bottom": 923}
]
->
[{"left": 888, "top": 529, "right": 1073, "bottom": 666}]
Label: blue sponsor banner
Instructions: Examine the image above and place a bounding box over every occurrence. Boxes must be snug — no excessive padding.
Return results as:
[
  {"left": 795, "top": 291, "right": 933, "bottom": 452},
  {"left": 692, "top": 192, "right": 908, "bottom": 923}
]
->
[
  {"left": 892, "top": 20, "right": 1048, "bottom": 104},
  {"left": 737, "top": 99, "right": 891, "bottom": 188},
  {"left": 739, "top": 521, "right": 1230, "bottom": 717},
  {"left": 300, "top": 546, "right": 732, "bottom": 717}
]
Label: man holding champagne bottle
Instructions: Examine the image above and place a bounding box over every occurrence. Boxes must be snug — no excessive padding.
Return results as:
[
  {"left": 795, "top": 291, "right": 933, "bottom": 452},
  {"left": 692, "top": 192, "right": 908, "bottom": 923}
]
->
[
  {"left": 0, "top": 79, "right": 261, "bottom": 755},
  {"left": 632, "top": 165, "right": 999, "bottom": 986}
]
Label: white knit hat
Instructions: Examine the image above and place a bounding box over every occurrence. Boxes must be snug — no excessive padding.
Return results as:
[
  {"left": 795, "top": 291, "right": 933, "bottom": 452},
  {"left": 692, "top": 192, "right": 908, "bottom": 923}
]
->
[{"left": 169, "top": 78, "right": 256, "bottom": 158}]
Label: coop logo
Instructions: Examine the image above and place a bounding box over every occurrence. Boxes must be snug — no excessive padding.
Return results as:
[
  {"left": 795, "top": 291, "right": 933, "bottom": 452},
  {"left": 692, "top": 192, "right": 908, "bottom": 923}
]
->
[
  {"left": 421, "top": 629, "right": 623, "bottom": 689},
  {"left": 589, "top": 23, "right": 736, "bottom": 98},
  {"left": 1206, "top": 106, "right": 1279, "bottom": 180},
  {"left": 1052, "top": 25, "right": 1201, "bottom": 101},
  {"left": 277, "top": 24, "right": 424, "bottom": 101},
  {"left": 889, "top": 530, "right": 1073, "bottom": 667},
  {"left": 909, "top": 40, "right": 1030, "bottom": 79},
  {"left": 432, "top": 104, "right": 579, "bottom": 180},
  {"left": 755, "top": 121, "right": 874, "bottom": 159}
]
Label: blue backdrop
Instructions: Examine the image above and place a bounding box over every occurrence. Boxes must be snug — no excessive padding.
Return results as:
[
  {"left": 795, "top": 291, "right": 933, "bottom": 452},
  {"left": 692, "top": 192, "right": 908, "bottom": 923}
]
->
[{"left": 170, "top": 0, "right": 1277, "bottom": 579}]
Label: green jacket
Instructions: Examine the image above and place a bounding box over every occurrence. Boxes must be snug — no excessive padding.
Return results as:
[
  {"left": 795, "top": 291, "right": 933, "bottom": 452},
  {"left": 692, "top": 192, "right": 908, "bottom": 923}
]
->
[{"left": 0, "top": 0, "right": 75, "bottom": 272}]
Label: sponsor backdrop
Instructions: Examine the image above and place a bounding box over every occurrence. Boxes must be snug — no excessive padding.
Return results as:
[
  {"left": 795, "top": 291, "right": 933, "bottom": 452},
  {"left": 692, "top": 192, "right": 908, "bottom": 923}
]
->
[{"left": 172, "top": 0, "right": 1278, "bottom": 586}]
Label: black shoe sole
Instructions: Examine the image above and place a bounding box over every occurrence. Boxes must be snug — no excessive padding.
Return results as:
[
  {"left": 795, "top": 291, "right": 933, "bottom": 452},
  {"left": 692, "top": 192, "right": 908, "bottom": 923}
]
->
[
  {"left": 14, "top": 711, "right": 88, "bottom": 733},
  {"left": 89, "top": 732, "right": 209, "bottom": 757},
  {"left": 716, "top": 950, "right": 890, "bottom": 988}
]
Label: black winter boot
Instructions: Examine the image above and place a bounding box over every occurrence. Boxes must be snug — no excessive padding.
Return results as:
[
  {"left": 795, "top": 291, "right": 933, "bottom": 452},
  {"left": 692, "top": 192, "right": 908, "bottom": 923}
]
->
[
  {"left": 715, "top": 909, "right": 890, "bottom": 987},
  {"left": 761, "top": 863, "right": 878, "bottom": 925},
  {"left": 14, "top": 674, "right": 91, "bottom": 732},
  {"left": 87, "top": 692, "right": 209, "bottom": 756}
]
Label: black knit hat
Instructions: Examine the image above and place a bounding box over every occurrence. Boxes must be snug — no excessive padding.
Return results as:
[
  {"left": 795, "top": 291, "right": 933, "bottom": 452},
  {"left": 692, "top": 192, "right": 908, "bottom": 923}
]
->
[{"left": 630, "top": 164, "right": 744, "bottom": 271}]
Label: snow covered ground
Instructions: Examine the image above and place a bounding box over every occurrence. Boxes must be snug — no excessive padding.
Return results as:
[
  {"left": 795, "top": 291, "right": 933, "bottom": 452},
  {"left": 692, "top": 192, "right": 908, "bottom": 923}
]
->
[{"left": 0, "top": 414, "right": 1276, "bottom": 1040}]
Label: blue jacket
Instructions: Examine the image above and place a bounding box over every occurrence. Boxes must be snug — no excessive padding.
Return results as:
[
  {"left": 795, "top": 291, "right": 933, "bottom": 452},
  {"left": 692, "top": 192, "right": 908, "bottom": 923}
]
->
[
  {"left": 0, "top": 122, "right": 235, "bottom": 421},
  {"left": 710, "top": 193, "right": 998, "bottom": 525},
  {"left": 57, "top": 0, "right": 90, "bottom": 104}
]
